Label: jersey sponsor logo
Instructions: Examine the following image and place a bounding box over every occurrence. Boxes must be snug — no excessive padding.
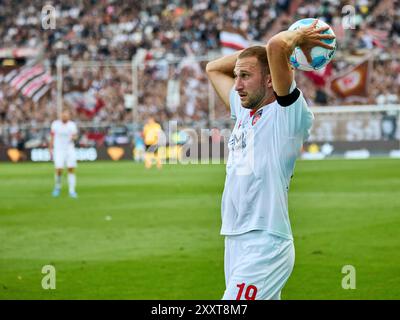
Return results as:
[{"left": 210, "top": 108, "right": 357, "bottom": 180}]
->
[
  {"left": 230, "top": 117, "right": 251, "bottom": 151},
  {"left": 229, "top": 130, "right": 246, "bottom": 150}
]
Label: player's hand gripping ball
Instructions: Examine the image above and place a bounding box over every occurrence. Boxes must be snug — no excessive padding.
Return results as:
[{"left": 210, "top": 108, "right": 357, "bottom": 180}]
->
[{"left": 289, "top": 18, "right": 337, "bottom": 71}]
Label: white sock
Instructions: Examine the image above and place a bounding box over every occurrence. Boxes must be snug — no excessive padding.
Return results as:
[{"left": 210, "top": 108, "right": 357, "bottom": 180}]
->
[
  {"left": 68, "top": 173, "right": 76, "bottom": 194},
  {"left": 55, "top": 174, "right": 61, "bottom": 190}
]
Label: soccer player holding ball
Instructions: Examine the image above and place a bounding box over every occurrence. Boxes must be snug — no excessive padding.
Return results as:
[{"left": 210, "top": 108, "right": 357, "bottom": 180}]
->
[
  {"left": 49, "top": 110, "right": 79, "bottom": 198},
  {"left": 206, "top": 20, "right": 335, "bottom": 299}
]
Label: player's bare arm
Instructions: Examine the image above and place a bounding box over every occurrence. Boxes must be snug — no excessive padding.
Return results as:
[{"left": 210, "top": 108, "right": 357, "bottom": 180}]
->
[
  {"left": 205, "top": 50, "right": 243, "bottom": 108},
  {"left": 266, "top": 19, "right": 335, "bottom": 96},
  {"left": 49, "top": 131, "right": 54, "bottom": 157}
]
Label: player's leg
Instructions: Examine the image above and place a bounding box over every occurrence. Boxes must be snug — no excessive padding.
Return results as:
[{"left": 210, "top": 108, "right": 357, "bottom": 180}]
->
[
  {"left": 144, "top": 152, "right": 152, "bottom": 168},
  {"left": 221, "top": 231, "right": 295, "bottom": 300},
  {"left": 134, "top": 146, "right": 145, "bottom": 162},
  {"left": 139, "top": 148, "right": 145, "bottom": 162},
  {"left": 52, "top": 150, "right": 65, "bottom": 197},
  {"left": 52, "top": 168, "right": 63, "bottom": 197},
  {"left": 258, "top": 238, "right": 295, "bottom": 300},
  {"left": 222, "top": 235, "right": 238, "bottom": 298},
  {"left": 154, "top": 146, "right": 162, "bottom": 169},
  {"left": 67, "top": 167, "right": 77, "bottom": 198},
  {"left": 144, "top": 145, "right": 153, "bottom": 169},
  {"left": 66, "top": 149, "right": 78, "bottom": 198}
]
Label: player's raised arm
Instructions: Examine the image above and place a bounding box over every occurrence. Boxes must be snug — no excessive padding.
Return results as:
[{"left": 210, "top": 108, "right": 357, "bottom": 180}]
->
[
  {"left": 205, "top": 50, "right": 243, "bottom": 108},
  {"left": 266, "top": 19, "right": 335, "bottom": 97}
]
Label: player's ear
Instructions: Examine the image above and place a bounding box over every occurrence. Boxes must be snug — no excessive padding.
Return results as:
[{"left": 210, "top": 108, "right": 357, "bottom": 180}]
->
[{"left": 266, "top": 74, "right": 273, "bottom": 88}]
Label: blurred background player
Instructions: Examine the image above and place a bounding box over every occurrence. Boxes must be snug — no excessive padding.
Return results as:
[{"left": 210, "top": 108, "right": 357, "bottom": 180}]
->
[
  {"left": 49, "top": 110, "right": 78, "bottom": 198},
  {"left": 142, "top": 117, "right": 162, "bottom": 169}
]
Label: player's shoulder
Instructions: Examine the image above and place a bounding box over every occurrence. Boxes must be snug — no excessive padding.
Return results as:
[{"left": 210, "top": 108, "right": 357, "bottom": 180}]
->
[
  {"left": 229, "top": 86, "right": 240, "bottom": 106},
  {"left": 68, "top": 120, "right": 78, "bottom": 127},
  {"left": 51, "top": 119, "right": 60, "bottom": 128}
]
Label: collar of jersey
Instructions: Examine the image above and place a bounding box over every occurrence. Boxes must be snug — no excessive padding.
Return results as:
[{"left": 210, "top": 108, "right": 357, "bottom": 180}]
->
[{"left": 249, "top": 99, "right": 276, "bottom": 117}]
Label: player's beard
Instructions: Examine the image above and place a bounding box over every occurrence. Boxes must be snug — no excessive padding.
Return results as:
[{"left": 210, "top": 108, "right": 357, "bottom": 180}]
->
[
  {"left": 240, "top": 80, "right": 268, "bottom": 110},
  {"left": 241, "top": 88, "right": 266, "bottom": 110}
]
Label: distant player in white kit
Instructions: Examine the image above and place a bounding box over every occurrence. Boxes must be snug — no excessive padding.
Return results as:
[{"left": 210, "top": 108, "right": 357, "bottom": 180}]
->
[
  {"left": 49, "top": 110, "right": 78, "bottom": 198},
  {"left": 206, "top": 21, "right": 335, "bottom": 299}
]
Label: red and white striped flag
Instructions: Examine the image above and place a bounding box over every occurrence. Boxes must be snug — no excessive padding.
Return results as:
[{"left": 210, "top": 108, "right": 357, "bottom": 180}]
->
[
  {"left": 10, "top": 64, "right": 44, "bottom": 89},
  {"left": 3, "top": 64, "right": 53, "bottom": 101},
  {"left": 3, "top": 68, "right": 19, "bottom": 83},
  {"left": 21, "top": 72, "right": 52, "bottom": 97},
  {"left": 32, "top": 84, "right": 51, "bottom": 103},
  {"left": 220, "top": 28, "right": 249, "bottom": 55}
]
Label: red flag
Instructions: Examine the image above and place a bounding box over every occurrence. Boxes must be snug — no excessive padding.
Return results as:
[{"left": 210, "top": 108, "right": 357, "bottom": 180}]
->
[
  {"left": 303, "top": 63, "right": 333, "bottom": 87},
  {"left": 330, "top": 59, "right": 370, "bottom": 99}
]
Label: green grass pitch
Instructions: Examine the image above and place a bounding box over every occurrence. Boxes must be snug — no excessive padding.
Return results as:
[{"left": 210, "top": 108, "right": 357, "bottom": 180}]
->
[{"left": 0, "top": 159, "right": 399, "bottom": 299}]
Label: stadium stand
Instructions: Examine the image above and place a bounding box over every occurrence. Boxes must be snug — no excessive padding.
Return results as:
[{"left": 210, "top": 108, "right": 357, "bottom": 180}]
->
[{"left": 0, "top": 0, "right": 399, "bottom": 150}]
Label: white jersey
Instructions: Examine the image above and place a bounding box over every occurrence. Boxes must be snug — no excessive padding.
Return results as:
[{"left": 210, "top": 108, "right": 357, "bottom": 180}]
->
[
  {"left": 221, "top": 81, "right": 314, "bottom": 240},
  {"left": 51, "top": 120, "right": 78, "bottom": 151}
]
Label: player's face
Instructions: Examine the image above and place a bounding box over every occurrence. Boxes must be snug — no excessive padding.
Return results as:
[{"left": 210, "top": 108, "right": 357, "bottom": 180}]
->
[
  {"left": 61, "top": 112, "right": 70, "bottom": 123},
  {"left": 234, "top": 57, "right": 269, "bottom": 110}
]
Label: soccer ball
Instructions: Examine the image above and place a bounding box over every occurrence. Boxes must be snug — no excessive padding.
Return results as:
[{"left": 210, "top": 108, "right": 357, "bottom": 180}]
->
[{"left": 288, "top": 18, "right": 337, "bottom": 71}]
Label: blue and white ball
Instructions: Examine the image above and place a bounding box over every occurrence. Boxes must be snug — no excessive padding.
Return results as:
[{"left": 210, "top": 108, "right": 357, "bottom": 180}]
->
[{"left": 289, "top": 18, "right": 336, "bottom": 71}]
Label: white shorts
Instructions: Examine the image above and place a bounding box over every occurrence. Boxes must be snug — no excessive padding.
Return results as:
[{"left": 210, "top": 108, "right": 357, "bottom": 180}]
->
[
  {"left": 53, "top": 148, "right": 77, "bottom": 169},
  {"left": 222, "top": 230, "right": 295, "bottom": 300}
]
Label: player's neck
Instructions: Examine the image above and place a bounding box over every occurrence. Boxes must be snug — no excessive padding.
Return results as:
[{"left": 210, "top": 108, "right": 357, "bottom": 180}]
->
[{"left": 251, "top": 94, "right": 275, "bottom": 114}]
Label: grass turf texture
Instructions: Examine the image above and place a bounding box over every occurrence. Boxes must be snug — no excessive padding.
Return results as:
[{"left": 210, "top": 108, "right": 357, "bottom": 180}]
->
[{"left": 0, "top": 159, "right": 399, "bottom": 299}]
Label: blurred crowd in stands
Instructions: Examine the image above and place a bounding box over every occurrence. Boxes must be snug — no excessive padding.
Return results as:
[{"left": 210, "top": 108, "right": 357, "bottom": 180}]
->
[{"left": 0, "top": 0, "right": 399, "bottom": 148}]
